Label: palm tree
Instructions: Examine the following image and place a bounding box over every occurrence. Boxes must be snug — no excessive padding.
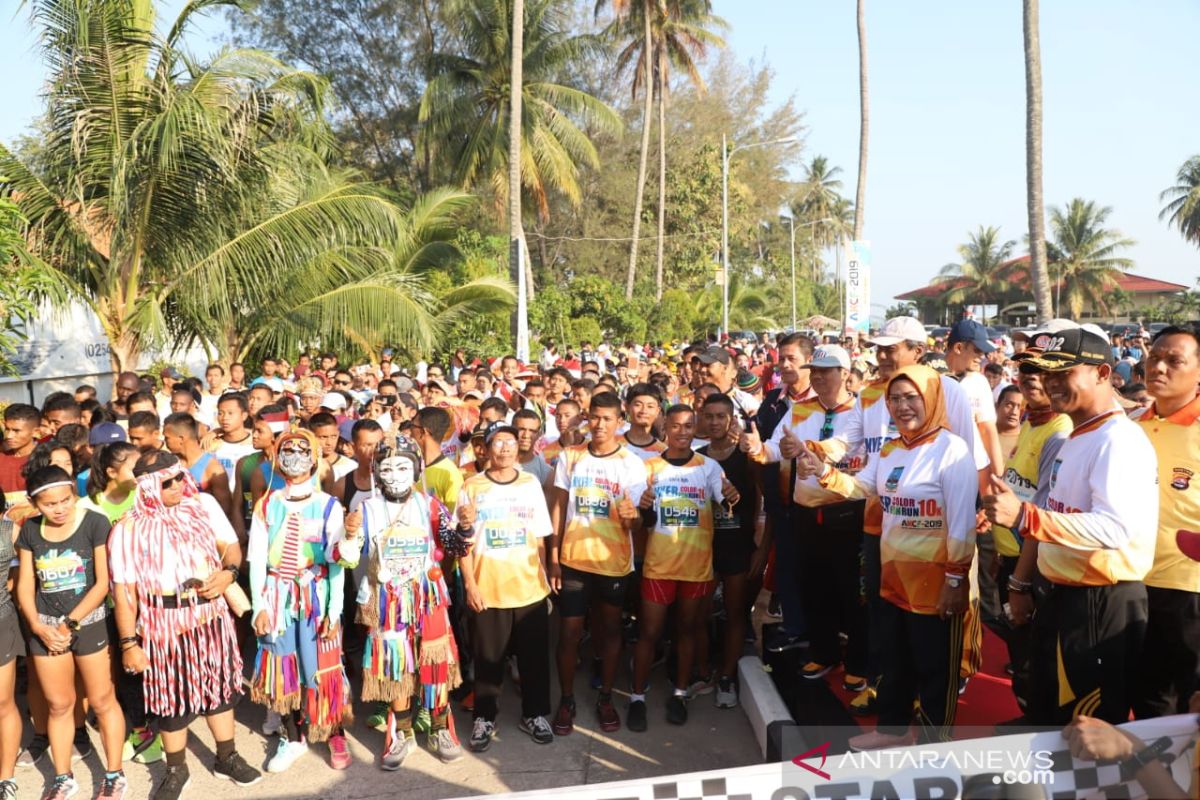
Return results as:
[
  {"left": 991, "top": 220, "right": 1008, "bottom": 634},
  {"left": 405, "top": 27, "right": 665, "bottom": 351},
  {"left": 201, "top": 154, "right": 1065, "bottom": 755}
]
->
[
  {"left": 420, "top": 0, "right": 621, "bottom": 226},
  {"left": 852, "top": 0, "right": 868, "bottom": 241},
  {"left": 1023, "top": 0, "right": 1053, "bottom": 323},
  {"left": 793, "top": 155, "right": 853, "bottom": 251},
  {"left": 694, "top": 273, "right": 778, "bottom": 335},
  {"left": 1047, "top": 199, "right": 1135, "bottom": 318},
  {"left": 2, "top": 0, "right": 405, "bottom": 372},
  {"left": 1160, "top": 155, "right": 1200, "bottom": 248},
  {"left": 933, "top": 226, "right": 1017, "bottom": 325}
]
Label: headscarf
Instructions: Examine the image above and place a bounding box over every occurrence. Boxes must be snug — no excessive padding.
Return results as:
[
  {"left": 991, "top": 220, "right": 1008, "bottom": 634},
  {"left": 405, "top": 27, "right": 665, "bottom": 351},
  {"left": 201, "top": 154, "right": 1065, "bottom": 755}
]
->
[{"left": 886, "top": 364, "right": 949, "bottom": 444}]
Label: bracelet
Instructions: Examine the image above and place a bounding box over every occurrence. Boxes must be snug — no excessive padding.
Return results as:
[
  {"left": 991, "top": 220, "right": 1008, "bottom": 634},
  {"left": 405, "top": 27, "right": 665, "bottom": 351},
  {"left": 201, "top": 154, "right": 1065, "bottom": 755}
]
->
[
  {"left": 119, "top": 635, "right": 139, "bottom": 644},
  {"left": 223, "top": 564, "right": 240, "bottom": 582},
  {"left": 1007, "top": 577, "right": 1033, "bottom": 594},
  {"left": 121, "top": 642, "right": 140, "bottom": 652}
]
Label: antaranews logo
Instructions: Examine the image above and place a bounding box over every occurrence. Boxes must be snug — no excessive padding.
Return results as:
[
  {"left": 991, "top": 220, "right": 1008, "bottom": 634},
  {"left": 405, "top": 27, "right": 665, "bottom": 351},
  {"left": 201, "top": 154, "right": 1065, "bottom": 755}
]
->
[{"left": 791, "top": 741, "right": 832, "bottom": 781}]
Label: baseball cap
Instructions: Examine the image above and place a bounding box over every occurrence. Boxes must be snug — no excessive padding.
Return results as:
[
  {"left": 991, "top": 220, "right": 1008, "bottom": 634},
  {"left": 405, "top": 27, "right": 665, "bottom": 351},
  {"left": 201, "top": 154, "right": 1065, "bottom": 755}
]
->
[
  {"left": 89, "top": 422, "right": 127, "bottom": 446},
  {"left": 868, "top": 316, "right": 926, "bottom": 347},
  {"left": 1013, "top": 319, "right": 1077, "bottom": 341},
  {"left": 947, "top": 319, "right": 996, "bottom": 354},
  {"left": 696, "top": 346, "right": 732, "bottom": 365},
  {"left": 320, "top": 392, "right": 347, "bottom": 411},
  {"left": 802, "top": 345, "right": 851, "bottom": 370},
  {"left": 483, "top": 420, "right": 519, "bottom": 446},
  {"left": 159, "top": 366, "right": 183, "bottom": 380},
  {"left": 1019, "top": 328, "right": 1111, "bottom": 372},
  {"left": 394, "top": 376, "right": 415, "bottom": 393},
  {"left": 470, "top": 422, "right": 489, "bottom": 441}
]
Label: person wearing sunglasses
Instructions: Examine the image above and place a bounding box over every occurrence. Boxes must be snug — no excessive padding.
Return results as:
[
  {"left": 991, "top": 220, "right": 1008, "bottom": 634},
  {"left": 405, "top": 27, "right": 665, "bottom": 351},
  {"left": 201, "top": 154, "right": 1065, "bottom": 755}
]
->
[
  {"left": 247, "top": 430, "right": 362, "bottom": 773},
  {"left": 742, "top": 345, "right": 868, "bottom": 689}
]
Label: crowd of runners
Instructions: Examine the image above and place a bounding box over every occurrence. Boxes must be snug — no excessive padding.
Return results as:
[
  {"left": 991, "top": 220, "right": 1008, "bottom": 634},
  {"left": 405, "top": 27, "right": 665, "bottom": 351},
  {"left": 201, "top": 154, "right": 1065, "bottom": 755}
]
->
[{"left": 1, "top": 314, "right": 1198, "bottom": 799}]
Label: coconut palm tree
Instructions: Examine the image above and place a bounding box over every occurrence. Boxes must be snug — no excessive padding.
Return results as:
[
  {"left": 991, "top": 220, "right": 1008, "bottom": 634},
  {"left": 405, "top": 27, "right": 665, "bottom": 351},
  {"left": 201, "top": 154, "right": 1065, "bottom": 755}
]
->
[
  {"left": 694, "top": 273, "right": 778, "bottom": 334},
  {"left": 1160, "top": 155, "right": 1200, "bottom": 248},
  {"left": 933, "top": 226, "right": 1017, "bottom": 325},
  {"left": 1047, "top": 198, "right": 1135, "bottom": 318},
  {"left": 420, "top": 0, "right": 621, "bottom": 225},
  {"left": 1023, "top": 0, "right": 1053, "bottom": 323},
  {"left": 852, "top": 0, "right": 868, "bottom": 240},
  {"left": 1, "top": 0, "right": 409, "bottom": 372},
  {"left": 793, "top": 155, "right": 853, "bottom": 252}
]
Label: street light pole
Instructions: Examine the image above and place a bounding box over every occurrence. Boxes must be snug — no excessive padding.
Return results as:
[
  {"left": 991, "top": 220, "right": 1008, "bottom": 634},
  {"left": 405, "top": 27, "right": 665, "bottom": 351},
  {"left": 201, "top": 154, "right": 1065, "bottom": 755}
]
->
[
  {"left": 786, "top": 215, "right": 796, "bottom": 330},
  {"left": 721, "top": 135, "right": 798, "bottom": 340}
]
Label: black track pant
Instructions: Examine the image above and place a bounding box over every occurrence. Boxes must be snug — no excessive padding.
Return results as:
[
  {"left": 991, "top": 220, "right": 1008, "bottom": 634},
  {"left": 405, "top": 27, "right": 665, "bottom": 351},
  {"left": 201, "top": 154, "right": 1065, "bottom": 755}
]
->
[
  {"left": 1028, "top": 581, "right": 1147, "bottom": 725},
  {"left": 470, "top": 599, "right": 551, "bottom": 722},
  {"left": 875, "top": 600, "right": 964, "bottom": 743},
  {"left": 1133, "top": 586, "right": 1200, "bottom": 718},
  {"left": 797, "top": 501, "right": 866, "bottom": 673}
]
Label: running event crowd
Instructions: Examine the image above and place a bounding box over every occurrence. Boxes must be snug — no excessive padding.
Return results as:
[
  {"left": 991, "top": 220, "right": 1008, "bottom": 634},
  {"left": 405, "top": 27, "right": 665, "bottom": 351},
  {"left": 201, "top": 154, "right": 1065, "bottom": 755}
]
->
[{"left": 1, "top": 315, "right": 1198, "bottom": 799}]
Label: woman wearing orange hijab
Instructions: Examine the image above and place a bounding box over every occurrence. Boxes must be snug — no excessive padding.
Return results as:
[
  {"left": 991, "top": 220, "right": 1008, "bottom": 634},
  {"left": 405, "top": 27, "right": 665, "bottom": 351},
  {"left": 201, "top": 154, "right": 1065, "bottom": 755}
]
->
[{"left": 798, "top": 364, "right": 977, "bottom": 749}]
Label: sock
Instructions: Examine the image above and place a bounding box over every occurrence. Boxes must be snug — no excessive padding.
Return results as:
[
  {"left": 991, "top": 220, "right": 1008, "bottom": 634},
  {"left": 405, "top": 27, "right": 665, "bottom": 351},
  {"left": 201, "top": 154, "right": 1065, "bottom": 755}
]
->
[
  {"left": 104, "top": 770, "right": 124, "bottom": 780},
  {"left": 431, "top": 711, "right": 449, "bottom": 731},
  {"left": 215, "top": 739, "right": 236, "bottom": 761},
  {"left": 395, "top": 708, "right": 414, "bottom": 732},
  {"left": 629, "top": 693, "right": 645, "bottom": 703},
  {"left": 166, "top": 749, "right": 187, "bottom": 768},
  {"left": 55, "top": 773, "right": 73, "bottom": 781}
]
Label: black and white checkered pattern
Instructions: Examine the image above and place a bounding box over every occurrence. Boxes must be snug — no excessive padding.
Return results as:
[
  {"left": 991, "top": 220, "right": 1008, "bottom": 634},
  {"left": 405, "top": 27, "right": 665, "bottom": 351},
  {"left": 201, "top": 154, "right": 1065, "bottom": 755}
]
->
[
  {"left": 1033, "top": 732, "right": 1195, "bottom": 800},
  {"left": 600, "top": 777, "right": 752, "bottom": 800}
]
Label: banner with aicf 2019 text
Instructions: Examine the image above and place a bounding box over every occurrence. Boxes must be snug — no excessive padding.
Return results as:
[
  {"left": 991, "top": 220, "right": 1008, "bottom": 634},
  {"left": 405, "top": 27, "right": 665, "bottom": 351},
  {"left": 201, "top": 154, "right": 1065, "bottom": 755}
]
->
[{"left": 845, "top": 240, "right": 871, "bottom": 335}]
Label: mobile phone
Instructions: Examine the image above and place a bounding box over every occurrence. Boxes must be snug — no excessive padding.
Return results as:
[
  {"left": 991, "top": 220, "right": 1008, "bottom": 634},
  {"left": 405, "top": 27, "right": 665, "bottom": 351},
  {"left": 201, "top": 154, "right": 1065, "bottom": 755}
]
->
[{"left": 180, "top": 577, "right": 204, "bottom": 592}]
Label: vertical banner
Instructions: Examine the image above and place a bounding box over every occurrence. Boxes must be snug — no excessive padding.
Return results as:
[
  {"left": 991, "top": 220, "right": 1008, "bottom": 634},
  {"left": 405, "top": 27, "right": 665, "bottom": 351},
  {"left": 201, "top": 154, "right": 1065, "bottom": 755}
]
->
[{"left": 845, "top": 240, "right": 871, "bottom": 334}]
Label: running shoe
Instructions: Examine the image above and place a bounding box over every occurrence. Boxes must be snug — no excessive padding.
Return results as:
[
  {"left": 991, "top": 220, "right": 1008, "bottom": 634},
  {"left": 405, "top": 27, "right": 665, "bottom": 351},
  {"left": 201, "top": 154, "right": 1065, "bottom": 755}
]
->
[
  {"left": 380, "top": 731, "right": 414, "bottom": 771},
  {"left": 96, "top": 773, "right": 127, "bottom": 799},
  {"left": 626, "top": 699, "right": 647, "bottom": 732},
  {"left": 764, "top": 631, "right": 808, "bottom": 653},
  {"left": 328, "top": 734, "right": 351, "bottom": 770},
  {"left": 40, "top": 774, "right": 78, "bottom": 800},
  {"left": 849, "top": 686, "right": 878, "bottom": 716},
  {"left": 17, "top": 733, "right": 48, "bottom": 768},
  {"left": 801, "top": 662, "right": 836, "bottom": 680},
  {"left": 430, "top": 728, "right": 463, "bottom": 762},
  {"left": 595, "top": 693, "right": 621, "bottom": 732},
  {"left": 843, "top": 673, "right": 869, "bottom": 693},
  {"left": 551, "top": 697, "right": 576, "bottom": 736},
  {"left": 715, "top": 677, "right": 738, "bottom": 709},
  {"left": 687, "top": 670, "right": 716, "bottom": 697},
  {"left": 666, "top": 694, "right": 688, "bottom": 726},
  {"left": 469, "top": 718, "right": 495, "bottom": 752},
  {"left": 122, "top": 728, "right": 164, "bottom": 764},
  {"left": 213, "top": 751, "right": 261, "bottom": 786},
  {"left": 519, "top": 715, "right": 554, "bottom": 744},
  {"left": 0, "top": 779, "right": 16, "bottom": 800},
  {"left": 266, "top": 738, "right": 308, "bottom": 773},
  {"left": 152, "top": 765, "right": 189, "bottom": 800}
]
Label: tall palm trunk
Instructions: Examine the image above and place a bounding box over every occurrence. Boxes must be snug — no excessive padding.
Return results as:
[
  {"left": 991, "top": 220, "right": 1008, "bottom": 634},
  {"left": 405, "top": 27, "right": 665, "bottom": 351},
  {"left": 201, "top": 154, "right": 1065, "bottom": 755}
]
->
[
  {"left": 654, "top": 43, "right": 667, "bottom": 301},
  {"left": 624, "top": 0, "right": 654, "bottom": 300},
  {"left": 1023, "top": 0, "right": 1053, "bottom": 323},
  {"left": 852, "top": 0, "right": 868, "bottom": 240},
  {"left": 509, "top": 0, "right": 526, "bottom": 348}
]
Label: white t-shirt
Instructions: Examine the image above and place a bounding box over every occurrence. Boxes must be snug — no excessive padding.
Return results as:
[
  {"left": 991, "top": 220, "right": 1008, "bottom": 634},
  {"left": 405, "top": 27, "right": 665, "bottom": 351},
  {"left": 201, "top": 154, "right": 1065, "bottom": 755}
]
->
[
  {"left": 959, "top": 372, "right": 997, "bottom": 424},
  {"left": 109, "top": 493, "right": 237, "bottom": 591},
  {"left": 213, "top": 436, "right": 258, "bottom": 489}
]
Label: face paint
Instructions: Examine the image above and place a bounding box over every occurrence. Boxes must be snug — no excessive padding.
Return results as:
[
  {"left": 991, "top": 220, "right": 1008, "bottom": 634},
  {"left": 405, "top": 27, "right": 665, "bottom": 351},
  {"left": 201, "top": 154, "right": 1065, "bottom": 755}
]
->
[
  {"left": 377, "top": 455, "right": 415, "bottom": 502},
  {"left": 278, "top": 443, "right": 314, "bottom": 478}
]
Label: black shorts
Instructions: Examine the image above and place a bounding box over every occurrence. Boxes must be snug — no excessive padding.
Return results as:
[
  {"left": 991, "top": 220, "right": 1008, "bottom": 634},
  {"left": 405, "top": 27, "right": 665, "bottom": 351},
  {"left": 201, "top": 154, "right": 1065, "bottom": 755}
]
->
[
  {"left": 0, "top": 614, "right": 24, "bottom": 666},
  {"left": 28, "top": 618, "right": 108, "bottom": 658},
  {"left": 556, "top": 564, "right": 632, "bottom": 618},
  {"left": 157, "top": 693, "right": 241, "bottom": 733},
  {"left": 713, "top": 532, "right": 754, "bottom": 577}
]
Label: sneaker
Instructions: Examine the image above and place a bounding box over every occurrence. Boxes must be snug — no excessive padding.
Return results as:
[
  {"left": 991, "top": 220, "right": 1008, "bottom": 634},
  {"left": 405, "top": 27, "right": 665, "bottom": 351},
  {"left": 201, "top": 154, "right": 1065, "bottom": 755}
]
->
[
  {"left": 849, "top": 729, "right": 913, "bottom": 751},
  {"left": 40, "top": 775, "right": 78, "bottom": 800},
  {"left": 765, "top": 630, "right": 808, "bottom": 653},
  {"left": 666, "top": 693, "right": 688, "bottom": 726},
  {"left": 214, "top": 751, "right": 261, "bottom": 786},
  {"left": 430, "top": 728, "right": 463, "bottom": 762},
  {"left": 687, "top": 670, "right": 716, "bottom": 698},
  {"left": 72, "top": 727, "right": 93, "bottom": 762},
  {"left": 262, "top": 710, "right": 283, "bottom": 737},
  {"left": 801, "top": 662, "right": 836, "bottom": 680},
  {"left": 266, "top": 738, "right": 308, "bottom": 773},
  {"left": 595, "top": 694, "right": 621, "bottom": 733},
  {"left": 626, "top": 700, "right": 647, "bottom": 732},
  {"left": 134, "top": 734, "right": 164, "bottom": 765},
  {"left": 766, "top": 593, "right": 782, "bottom": 618},
  {"left": 551, "top": 697, "right": 576, "bottom": 736},
  {"left": 849, "top": 686, "right": 878, "bottom": 716},
  {"left": 715, "top": 677, "right": 738, "bottom": 709},
  {"left": 97, "top": 773, "right": 127, "bottom": 799},
  {"left": 152, "top": 765, "right": 189, "bottom": 800},
  {"left": 17, "top": 733, "right": 49, "bottom": 768},
  {"left": 328, "top": 735, "right": 351, "bottom": 770},
  {"left": 519, "top": 715, "right": 553, "bottom": 745},
  {"left": 122, "top": 728, "right": 163, "bottom": 764},
  {"left": 469, "top": 718, "right": 495, "bottom": 752},
  {"left": 843, "top": 673, "right": 869, "bottom": 693},
  {"left": 0, "top": 780, "right": 16, "bottom": 800},
  {"left": 380, "top": 730, "right": 415, "bottom": 771}
]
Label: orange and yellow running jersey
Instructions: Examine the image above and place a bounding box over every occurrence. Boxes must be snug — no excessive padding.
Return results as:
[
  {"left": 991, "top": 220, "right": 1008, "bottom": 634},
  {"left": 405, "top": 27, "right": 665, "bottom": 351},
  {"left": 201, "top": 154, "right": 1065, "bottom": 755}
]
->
[{"left": 642, "top": 453, "right": 726, "bottom": 582}]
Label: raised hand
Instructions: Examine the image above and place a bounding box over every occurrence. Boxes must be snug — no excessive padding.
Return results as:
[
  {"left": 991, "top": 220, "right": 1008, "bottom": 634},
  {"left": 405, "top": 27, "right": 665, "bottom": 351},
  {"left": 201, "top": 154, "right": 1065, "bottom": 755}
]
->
[
  {"left": 457, "top": 499, "right": 476, "bottom": 529},
  {"left": 982, "top": 474, "right": 1021, "bottom": 527},
  {"left": 779, "top": 427, "right": 803, "bottom": 459},
  {"left": 344, "top": 510, "right": 363, "bottom": 539},
  {"left": 720, "top": 477, "right": 741, "bottom": 507},
  {"left": 616, "top": 491, "right": 639, "bottom": 521},
  {"left": 795, "top": 446, "right": 824, "bottom": 479},
  {"left": 740, "top": 420, "right": 762, "bottom": 455},
  {"left": 638, "top": 484, "right": 656, "bottom": 510}
]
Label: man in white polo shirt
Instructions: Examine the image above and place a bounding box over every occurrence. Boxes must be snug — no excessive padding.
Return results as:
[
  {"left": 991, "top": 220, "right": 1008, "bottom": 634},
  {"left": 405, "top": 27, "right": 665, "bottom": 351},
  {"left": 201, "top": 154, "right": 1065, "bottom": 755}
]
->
[{"left": 985, "top": 326, "right": 1157, "bottom": 725}]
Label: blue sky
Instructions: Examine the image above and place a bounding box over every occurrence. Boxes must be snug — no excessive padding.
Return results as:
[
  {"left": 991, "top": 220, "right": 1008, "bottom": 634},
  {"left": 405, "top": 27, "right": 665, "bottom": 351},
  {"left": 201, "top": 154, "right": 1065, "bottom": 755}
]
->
[{"left": 2, "top": 0, "right": 1197, "bottom": 308}]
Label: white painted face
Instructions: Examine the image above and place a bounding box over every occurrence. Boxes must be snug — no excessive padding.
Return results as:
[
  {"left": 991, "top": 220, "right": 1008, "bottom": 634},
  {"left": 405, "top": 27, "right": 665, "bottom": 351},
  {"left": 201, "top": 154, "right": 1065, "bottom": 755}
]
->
[{"left": 377, "top": 456, "right": 415, "bottom": 500}]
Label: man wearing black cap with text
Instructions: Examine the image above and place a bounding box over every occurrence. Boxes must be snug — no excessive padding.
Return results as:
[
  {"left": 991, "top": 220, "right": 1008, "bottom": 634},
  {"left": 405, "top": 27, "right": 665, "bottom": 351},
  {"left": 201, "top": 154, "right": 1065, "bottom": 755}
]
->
[
  {"left": 984, "top": 326, "right": 1157, "bottom": 724},
  {"left": 696, "top": 346, "right": 760, "bottom": 420}
]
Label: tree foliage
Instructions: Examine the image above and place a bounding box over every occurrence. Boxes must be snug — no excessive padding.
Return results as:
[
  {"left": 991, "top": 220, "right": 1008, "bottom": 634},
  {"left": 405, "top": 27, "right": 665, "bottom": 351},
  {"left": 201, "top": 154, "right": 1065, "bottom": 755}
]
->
[{"left": 1161, "top": 155, "right": 1200, "bottom": 250}]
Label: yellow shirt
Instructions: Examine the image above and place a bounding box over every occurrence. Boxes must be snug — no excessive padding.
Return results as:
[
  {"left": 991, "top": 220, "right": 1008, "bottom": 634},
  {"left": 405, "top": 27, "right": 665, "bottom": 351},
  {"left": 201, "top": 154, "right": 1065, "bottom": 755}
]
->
[
  {"left": 993, "top": 413, "right": 1072, "bottom": 557},
  {"left": 459, "top": 472, "right": 553, "bottom": 608},
  {"left": 642, "top": 453, "right": 726, "bottom": 582},
  {"left": 555, "top": 444, "right": 648, "bottom": 577},
  {"left": 423, "top": 456, "right": 463, "bottom": 513},
  {"left": 1138, "top": 395, "right": 1200, "bottom": 592}
]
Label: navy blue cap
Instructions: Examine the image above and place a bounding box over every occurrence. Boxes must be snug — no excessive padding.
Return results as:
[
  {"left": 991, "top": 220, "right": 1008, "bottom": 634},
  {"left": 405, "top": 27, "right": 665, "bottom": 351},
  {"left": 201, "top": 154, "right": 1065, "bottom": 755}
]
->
[
  {"left": 88, "top": 422, "right": 127, "bottom": 446},
  {"left": 947, "top": 319, "right": 996, "bottom": 354}
]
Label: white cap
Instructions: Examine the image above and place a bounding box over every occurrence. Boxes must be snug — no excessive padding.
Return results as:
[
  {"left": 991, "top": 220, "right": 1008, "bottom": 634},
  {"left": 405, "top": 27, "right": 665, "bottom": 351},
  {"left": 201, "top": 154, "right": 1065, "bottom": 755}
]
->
[
  {"left": 1016, "top": 318, "right": 1078, "bottom": 340},
  {"left": 869, "top": 316, "right": 927, "bottom": 347},
  {"left": 320, "top": 392, "right": 347, "bottom": 411},
  {"left": 803, "top": 344, "right": 852, "bottom": 370}
]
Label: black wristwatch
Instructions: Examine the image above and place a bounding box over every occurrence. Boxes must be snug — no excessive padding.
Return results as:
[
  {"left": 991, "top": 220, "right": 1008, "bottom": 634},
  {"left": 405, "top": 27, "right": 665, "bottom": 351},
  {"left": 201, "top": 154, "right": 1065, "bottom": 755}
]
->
[
  {"left": 223, "top": 564, "right": 241, "bottom": 583},
  {"left": 1121, "top": 735, "right": 1172, "bottom": 780},
  {"left": 64, "top": 616, "right": 80, "bottom": 632}
]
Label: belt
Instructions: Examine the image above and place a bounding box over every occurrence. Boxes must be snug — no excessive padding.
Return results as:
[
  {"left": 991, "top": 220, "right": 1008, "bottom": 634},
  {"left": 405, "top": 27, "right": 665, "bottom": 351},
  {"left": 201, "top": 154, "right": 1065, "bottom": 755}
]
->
[{"left": 154, "top": 593, "right": 214, "bottom": 609}]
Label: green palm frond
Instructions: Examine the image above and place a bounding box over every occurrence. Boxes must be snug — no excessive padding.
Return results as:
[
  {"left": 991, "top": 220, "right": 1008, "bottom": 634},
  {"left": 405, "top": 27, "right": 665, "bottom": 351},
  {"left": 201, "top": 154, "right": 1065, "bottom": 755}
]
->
[{"left": 1160, "top": 156, "right": 1200, "bottom": 248}]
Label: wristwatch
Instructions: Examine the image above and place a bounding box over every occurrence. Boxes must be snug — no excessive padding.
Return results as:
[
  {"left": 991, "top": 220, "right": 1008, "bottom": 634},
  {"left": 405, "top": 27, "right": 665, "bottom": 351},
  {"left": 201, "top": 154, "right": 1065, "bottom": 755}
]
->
[
  {"left": 63, "top": 616, "right": 80, "bottom": 632},
  {"left": 1121, "top": 735, "right": 1172, "bottom": 780},
  {"left": 223, "top": 563, "right": 240, "bottom": 583},
  {"left": 945, "top": 575, "right": 964, "bottom": 589}
]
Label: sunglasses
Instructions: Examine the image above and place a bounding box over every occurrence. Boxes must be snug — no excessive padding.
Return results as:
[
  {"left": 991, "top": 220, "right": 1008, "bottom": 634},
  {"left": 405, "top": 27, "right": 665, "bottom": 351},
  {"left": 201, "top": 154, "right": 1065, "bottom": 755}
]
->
[
  {"left": 279, "top": 445, "right": 311, "bottom": 455},
  {"left": 161, "top": 474, "right": 185, "bottom": 489},
  {"left": 334, "top": 379, "right": 351, "bottom": 386}
]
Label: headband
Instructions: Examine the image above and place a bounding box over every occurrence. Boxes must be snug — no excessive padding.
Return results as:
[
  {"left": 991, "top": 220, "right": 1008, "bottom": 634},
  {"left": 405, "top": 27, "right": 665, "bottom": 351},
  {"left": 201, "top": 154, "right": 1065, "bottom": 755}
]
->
[{"left": 29, "top": 480, "right": 74, "bottom": 497}]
